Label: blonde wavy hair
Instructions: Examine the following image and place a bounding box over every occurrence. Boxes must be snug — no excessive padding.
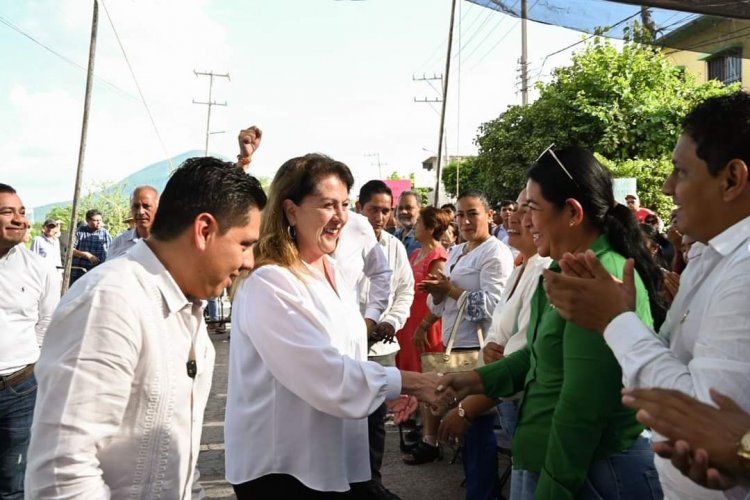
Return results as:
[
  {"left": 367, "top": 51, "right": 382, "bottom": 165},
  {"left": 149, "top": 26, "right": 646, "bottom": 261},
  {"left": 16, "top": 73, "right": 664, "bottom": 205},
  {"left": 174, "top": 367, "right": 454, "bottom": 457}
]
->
[{"left": 253, "top": 153, "right": 354, "bottom": 279}]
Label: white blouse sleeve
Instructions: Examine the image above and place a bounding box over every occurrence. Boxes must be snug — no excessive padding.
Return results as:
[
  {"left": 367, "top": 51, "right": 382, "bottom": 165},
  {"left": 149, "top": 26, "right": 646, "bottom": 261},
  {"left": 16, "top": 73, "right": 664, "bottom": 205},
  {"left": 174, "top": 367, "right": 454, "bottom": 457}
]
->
[{"left": 240, "top": 267, "right": 402, "bottom": 419}]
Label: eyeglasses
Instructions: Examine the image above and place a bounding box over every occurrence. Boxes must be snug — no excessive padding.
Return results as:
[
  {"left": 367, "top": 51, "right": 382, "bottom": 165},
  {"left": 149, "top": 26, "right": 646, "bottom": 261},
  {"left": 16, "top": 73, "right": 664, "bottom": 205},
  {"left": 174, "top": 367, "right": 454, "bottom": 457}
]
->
[{"left": 536, "top": 143, "right": 580, "bottom": 188}]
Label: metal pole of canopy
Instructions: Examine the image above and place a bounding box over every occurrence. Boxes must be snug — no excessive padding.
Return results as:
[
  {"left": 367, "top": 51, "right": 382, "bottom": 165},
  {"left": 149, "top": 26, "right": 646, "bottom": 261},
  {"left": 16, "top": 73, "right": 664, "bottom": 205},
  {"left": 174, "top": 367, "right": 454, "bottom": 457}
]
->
[{"left": 62, "top": 0, "right": 98, "bottom": 294}]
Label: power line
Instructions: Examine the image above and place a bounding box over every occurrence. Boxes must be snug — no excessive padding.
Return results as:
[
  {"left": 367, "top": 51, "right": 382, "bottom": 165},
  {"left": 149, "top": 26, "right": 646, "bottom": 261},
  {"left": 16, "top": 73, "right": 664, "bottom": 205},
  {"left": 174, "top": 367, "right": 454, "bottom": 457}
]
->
[
  {"left": 0, "top": 13, "right": 137, "bottom": 102},
  {"left": 455, "top": 6, "right": 496, "bottom": 57},
  {"left": 419, "top": 1, "right": 480, "bottom": 72},
  {"left": 99, "top": 0, "right": 173, "bottom": 170},
  {"left": 530, "top": 10, "right": 641, "bottom": 78},
  {"left": 459, "top": 0, "right": 519, "bottom": 65}
]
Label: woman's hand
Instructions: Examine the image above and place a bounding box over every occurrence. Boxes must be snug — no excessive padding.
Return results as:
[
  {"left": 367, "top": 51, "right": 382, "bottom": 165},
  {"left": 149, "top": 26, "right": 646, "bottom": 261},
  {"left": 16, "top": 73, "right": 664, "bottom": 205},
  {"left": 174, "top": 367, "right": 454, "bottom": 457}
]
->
[
  {"left": 483, "top": 341, "right": 505, "bottom": 364},
  {"left": 437, "top": 407, "right": 470, "bottom": 446},
  {"left": 387, "top": 396, "right": 419, "bottom": 425},
  {"left": 413, "top": 324, "right": 430, "bottom": 353},
  {"left": 435, "top": 371, "right": 484, "bottom": 407},
  {"left": 418, "top": 271, "right": 452, "bottom": 300}
]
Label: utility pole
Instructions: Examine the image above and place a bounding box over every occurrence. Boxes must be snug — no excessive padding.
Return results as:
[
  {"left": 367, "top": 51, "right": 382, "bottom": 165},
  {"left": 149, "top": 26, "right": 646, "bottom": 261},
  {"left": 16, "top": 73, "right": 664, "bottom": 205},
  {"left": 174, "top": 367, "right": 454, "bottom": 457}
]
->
[
  {"left": 414, "top": 73, "right": 450, "bottom": 199},
  {"left": 62, "top": 0, "right": 98, "bottom": 294},
  {"left": 520, "top": 0, "right": 529, "bottom": 105},
  {"left": 434, "top": 0, "right": 458, "bottom": 206},
  {"left": 364, "top": 152, "right": 385, "bottom": 179},
  {"left": 192, "top": 70, "right": 230, "bottom": 155},
  {"left": 640, "top": 6, "right": 656, "bottom": 42}
]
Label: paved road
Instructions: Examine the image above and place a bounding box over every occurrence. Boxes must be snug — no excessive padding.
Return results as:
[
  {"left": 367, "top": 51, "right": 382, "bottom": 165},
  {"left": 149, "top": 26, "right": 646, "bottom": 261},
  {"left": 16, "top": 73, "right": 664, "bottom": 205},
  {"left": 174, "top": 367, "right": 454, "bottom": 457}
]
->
[{"left": 198, "top": 330, "right": 511, "bottom": 499}]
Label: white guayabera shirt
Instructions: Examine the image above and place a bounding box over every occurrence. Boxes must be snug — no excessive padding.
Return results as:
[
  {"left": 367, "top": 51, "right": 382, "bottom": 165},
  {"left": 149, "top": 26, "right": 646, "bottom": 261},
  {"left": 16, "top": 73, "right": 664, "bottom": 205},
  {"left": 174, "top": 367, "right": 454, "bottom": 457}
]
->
[
  {"left": 26, "top": 240, "right": 214, "bottom": 500},
  {"left": 604, "top": 215, "right": 750, "bottom": 500}
]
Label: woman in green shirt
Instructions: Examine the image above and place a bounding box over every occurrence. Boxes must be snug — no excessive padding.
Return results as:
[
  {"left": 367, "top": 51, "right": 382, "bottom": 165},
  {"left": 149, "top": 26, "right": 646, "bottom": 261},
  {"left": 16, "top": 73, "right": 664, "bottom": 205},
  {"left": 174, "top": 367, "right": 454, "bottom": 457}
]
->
[{"left": 438, "top": 146, "right": 666, "bottom": 499}]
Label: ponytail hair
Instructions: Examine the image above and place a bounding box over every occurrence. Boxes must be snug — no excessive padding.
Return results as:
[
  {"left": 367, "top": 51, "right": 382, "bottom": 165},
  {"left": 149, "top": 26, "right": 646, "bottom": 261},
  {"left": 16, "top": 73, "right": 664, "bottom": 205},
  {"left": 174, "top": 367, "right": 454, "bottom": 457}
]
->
[{"left": 528, "top": 147, "right": 667, "bottom": 330}]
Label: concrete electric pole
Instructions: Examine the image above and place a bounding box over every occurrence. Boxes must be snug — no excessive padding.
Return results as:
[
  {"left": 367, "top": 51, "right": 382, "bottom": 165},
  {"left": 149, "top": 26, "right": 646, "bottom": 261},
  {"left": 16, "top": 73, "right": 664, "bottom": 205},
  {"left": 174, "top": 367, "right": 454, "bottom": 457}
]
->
[{"left": 192, "top": 70, "right": 230, "bottom": 156}]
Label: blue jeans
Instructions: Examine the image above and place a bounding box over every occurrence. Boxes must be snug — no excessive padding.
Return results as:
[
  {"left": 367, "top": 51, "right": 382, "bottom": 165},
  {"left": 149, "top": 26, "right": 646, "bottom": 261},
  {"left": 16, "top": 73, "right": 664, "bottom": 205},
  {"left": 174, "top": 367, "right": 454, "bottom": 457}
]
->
[
  {"left": 497, "top": 400, "right": 519, "bottom": 441},
  {"left": 462, "top": 413, "right": 499, "bottom": 500},
  {"left": 0, "top": 372, "right": 37, "bottom": 499},
  {"left": 511, "top": 436, "right": 663, "bottom": 500},
  {"left": 207, "top": 298, "right": 219, "bottom": 321}
]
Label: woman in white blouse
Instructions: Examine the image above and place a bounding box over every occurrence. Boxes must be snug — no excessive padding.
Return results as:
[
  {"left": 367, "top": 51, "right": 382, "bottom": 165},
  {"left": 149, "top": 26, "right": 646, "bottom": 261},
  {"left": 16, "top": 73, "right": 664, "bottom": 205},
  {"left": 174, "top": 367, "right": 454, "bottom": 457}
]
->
[
  {"left": 420, "top": 189, "right": 514, "bottom": 499},
  {"left": 225, "top": 153, "right": 437, "bottom": 499},
  {"left": 438, "top": 188, "right": 552, "bottom": 446}
]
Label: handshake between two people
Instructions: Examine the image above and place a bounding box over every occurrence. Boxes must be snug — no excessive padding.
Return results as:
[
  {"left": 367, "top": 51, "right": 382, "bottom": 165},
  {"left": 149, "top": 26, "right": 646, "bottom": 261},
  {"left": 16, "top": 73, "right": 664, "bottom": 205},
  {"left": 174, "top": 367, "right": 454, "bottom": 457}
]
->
[{"left": 387, "top": 370, "right": 486, "bottom": 425}]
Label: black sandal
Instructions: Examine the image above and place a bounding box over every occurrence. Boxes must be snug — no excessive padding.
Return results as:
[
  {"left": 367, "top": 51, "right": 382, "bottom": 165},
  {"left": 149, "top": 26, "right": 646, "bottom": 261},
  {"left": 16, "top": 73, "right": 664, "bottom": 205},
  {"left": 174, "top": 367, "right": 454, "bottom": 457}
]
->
[{"left": 401, "top": 441, "right": 442, "bottom": 465}]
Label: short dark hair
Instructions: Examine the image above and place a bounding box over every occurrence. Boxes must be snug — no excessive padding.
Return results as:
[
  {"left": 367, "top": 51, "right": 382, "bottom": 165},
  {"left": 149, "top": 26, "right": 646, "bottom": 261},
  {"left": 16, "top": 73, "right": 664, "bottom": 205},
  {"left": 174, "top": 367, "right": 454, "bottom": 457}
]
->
[
  {"left": 359, "top": 180, "right": 393, "bottom": 207},
  {"left": 420, "top": 206, "right": 452, "bottom": 240},
  {"left": 440, "top": 203, "right": 456, "bottom": 213},
  {"left": 151, "top": 157, "right": 267, "bottom": 241},
  {"left": 0, "top": 183, "right": 16, "bottom": 194},
  {"left": 682, "top": 91, "right": 750, "bottom": 176},
  {"left": 85, "top": 209, "right": 102, "bottom": 220},
  {"left": 498, "top": 200, "right": 516, "bottom": 209}
]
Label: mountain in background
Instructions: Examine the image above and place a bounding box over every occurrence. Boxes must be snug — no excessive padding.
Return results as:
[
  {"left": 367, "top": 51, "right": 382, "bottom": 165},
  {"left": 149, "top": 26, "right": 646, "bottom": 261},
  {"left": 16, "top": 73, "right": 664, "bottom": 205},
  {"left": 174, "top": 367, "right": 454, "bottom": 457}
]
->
[{"left": 32, "top": 150, "right": 229, "bottom": 219}]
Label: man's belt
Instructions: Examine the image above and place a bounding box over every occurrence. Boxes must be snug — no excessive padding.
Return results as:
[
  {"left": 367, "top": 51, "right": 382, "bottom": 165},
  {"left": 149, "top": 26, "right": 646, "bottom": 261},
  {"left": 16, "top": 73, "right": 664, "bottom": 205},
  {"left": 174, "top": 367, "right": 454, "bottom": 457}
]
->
[{"left": 0, "top": 364, "right": 35, "bottom": 390}]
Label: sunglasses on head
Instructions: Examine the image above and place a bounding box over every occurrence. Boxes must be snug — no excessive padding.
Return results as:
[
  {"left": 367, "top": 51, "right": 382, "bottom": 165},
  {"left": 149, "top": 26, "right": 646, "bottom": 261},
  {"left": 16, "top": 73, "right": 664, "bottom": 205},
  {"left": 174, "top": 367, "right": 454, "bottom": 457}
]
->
[{"left": 536, "top": 143, "right": 580, "bottom": 189}]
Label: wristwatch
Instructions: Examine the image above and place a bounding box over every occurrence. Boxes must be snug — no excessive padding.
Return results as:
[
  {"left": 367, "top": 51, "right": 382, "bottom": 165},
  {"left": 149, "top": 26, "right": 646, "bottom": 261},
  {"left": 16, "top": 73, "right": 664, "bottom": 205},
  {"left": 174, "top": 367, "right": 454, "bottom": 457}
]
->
[
  {"left": 738, "top": 430, "right": 750, "bottom": 469},
  {"left": 457, "top": 402, "right": 471, "bottom": 423}
]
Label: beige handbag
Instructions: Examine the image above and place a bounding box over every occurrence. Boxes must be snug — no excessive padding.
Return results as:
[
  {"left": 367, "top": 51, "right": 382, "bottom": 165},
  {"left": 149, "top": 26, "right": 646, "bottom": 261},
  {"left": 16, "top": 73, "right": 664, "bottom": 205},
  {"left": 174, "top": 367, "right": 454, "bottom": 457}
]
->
[{"left": 421, "top": 292, "right": 484, "bottom": 373}]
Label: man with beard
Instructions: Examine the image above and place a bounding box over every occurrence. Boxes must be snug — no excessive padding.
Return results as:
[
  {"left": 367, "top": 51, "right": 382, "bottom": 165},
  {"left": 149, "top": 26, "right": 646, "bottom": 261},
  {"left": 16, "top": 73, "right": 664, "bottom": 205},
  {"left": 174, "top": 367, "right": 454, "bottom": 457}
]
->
[{"left": 394, "top": 191, "right": 421, "bottom": 255}]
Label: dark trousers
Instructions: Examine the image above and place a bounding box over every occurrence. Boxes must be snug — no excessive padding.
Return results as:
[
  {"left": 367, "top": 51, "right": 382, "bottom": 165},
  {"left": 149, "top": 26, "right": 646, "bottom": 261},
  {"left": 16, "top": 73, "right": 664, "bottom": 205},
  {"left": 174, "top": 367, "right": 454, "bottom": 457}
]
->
[
  {"left": 462, "top": 413, "right": 500, "bottom": 500},
  {"left": 233, "top": 475, "right": 371, "bottom": 500},
  {"left": 0, "top": 372, "right": 37, "bottom": 500},
  {"left": 368, "top": 402, "right": 387, "bottom": 483}
]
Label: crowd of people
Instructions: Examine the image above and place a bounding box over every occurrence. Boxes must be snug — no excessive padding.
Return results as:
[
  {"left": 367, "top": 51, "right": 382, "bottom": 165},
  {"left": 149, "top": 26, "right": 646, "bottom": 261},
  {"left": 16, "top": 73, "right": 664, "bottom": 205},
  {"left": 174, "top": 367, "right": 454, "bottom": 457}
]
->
[{"left": 1, "top": 91, "right": 749, "bottom": 500}]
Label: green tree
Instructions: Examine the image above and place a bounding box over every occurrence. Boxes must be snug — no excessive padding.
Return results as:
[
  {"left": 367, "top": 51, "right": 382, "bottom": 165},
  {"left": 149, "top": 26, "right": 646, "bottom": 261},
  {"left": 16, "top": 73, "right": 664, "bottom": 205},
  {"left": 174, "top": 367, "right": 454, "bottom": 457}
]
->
[
  {"left": 46, "top": 182, "right": 130, "bottom": 236},
  {"left": 441, "top": 157, "right": 481, "bottom": 199},
  {"left": 471, "top": 30, "right": 736, "bottom": 218}
]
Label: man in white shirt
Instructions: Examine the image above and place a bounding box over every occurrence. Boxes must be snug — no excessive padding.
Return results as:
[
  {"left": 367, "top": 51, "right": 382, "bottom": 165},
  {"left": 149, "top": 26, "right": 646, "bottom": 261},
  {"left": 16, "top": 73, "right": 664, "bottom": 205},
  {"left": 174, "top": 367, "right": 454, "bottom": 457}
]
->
[
  {"left": 29, "top": 218, "right": 62, "bottom": 270},
  {"left": 543, "top": 91, "right": 750, "bottom": 500},
  {"left": 356, "top": 180, "right": 415, "bottom": 500},
  {"left": 25, "top": 158, "right": 267, "bottom": 499},
  {"left": 108, "top": 185, "right": 159, "bottom": 259},
  {"left": 0, "top": 183, "right": 59, "bottom": 499}
]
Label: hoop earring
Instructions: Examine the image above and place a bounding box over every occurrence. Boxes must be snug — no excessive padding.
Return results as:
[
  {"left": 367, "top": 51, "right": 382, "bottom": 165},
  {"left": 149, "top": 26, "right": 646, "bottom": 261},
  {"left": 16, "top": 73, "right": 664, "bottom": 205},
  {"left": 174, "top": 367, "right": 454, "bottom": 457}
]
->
[{"left": 287, "top": 225, "right": 296, "bottom": 240}]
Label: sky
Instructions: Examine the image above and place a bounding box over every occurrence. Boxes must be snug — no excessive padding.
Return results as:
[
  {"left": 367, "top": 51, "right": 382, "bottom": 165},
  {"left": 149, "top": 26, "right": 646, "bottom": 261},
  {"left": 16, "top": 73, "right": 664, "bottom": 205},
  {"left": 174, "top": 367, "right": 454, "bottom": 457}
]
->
[{"left": 0, "top": 0, "right": 587, "bottom": 213}]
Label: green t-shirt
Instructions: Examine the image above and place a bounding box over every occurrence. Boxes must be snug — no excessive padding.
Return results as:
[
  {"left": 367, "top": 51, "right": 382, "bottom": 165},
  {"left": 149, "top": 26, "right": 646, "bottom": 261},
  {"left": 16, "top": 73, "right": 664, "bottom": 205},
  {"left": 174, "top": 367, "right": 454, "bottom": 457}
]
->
[{"left": 476, "top": 234, "right": 653, "bottom": 499}]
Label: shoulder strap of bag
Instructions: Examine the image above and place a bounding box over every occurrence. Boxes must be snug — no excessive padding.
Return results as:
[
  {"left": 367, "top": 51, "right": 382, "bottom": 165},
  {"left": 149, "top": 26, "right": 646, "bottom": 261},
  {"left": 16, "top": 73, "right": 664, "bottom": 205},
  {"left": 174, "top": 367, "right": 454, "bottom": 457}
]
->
[{"left": 444, "top": 292, "right": 486, "bottom": 356}]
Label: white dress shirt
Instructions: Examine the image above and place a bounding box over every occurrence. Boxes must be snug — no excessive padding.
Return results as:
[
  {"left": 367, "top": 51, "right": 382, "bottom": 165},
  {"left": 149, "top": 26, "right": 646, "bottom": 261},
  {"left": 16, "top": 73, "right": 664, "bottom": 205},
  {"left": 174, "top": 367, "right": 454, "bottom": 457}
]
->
[
  {"left": 358, "top": 231, "right": 415, "bottom": 357},
  {"left": 429, "top": 237, "right": 514, "bottom": 348},
  {"left": 29, "top": 234, "right": 62, "bottom": 269},
  {"left": 484, "top": 254, "right": 552, "bottom": 356},
  {"left": 225, "top": 261, "right": 401, "bottom": 492},
  {"left": 107, "top": 227, "right": 141, "bottom": 259},
  {"left": 335, "top": 212, "right": 392, "bottom": 323},
  {"left": 26, "top": 240, "right": 215, "bottom": 499},
  {"left": 0, "top": 244, "right": 58, "bottom": 375},
  {"left": 604, "top": 215, "right": 750, "bottom": 500}
]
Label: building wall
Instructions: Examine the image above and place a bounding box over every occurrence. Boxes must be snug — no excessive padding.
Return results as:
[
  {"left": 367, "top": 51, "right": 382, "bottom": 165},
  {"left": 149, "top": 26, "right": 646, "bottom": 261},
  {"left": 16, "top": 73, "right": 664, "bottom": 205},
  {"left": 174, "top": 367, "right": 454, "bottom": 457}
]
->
[{"left": 663, "top": 18, "right": 750, "bottom": 90}]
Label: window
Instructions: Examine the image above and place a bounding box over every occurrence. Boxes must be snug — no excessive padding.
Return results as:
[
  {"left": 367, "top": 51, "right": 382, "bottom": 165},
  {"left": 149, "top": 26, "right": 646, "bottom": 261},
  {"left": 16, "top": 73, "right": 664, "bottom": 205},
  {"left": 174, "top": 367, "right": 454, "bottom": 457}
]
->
[{"left": 707, "top": 48, "right": 742, "bottom": 85}]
